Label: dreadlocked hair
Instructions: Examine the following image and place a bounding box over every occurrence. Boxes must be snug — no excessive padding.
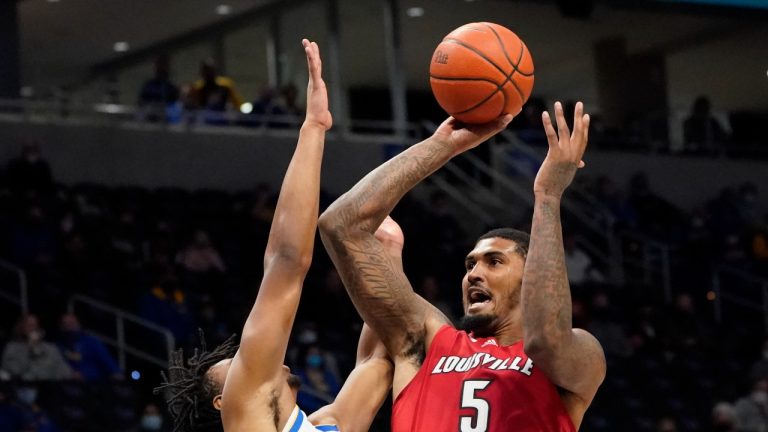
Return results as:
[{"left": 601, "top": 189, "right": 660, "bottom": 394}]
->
[{"left": 154, "top": 330, "right": 239, "bottom": 432}]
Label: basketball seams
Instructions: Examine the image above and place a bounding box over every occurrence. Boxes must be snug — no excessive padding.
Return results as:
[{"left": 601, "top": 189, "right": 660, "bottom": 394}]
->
[
  {"left": 430, "top": 76, "right": 503, "bottom": 116},
  {"left": 482, "top": 23, "right": 529, "bottom": 103}
]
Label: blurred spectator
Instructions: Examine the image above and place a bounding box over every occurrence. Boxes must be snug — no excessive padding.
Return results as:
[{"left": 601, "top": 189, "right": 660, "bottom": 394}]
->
[
  {"left": 0, "top": 387, "right": 25, "bottom": 431},
  {"left": 417, "top": 275, "right": 456, "bottom": 323},
  {"left": 656, "top": 416, "right": 679, "bottom": 432},
  {"left": 6, "top": 139, "right": 54, "bottom": 197},
  {"left": 709, "top": 401, "right": 737, "bottom": 432},
  {"left": 10, "top": 204, "right": 56, "bottom": 268},
  {"left": 245, "top": 84, "right": 303, "bottom": 128},
  {"left": 1, "top": 315, "right": 73, "bottom": 381},
  {"left": 628, "top": 171, "right": 685, "bottom": 239},
  {"left": 735, "top": 183, "right": 760, "bottom": 228},
  {"left": 564, "top": 232, "right": 604, "bottom": 287},
  {"left": 663, "top": 292, "right": 704, "bottom": 351},
  {"left": 594, "top": 175, "right": 637, "bottom": 228},
  {"left": 5, "top": 385, "right": 60, "bottom": 432},
  {"left": 138, "top": 54, "right": 181, "bottom": 123},
  {"left": 586, "top": 292, "right": 632, "bottom": 358},
  {"left": 131, "top": 403, "right": 166, "bottom": 432},
  {"left": 137, "top": 272, "right": 194, "bottom": 346},
  {"left": 733, "top": 378, "right": 768, "bottom": 432},
  {"left": 295, "top": 344, "right": 341, "bottom": 413},
  {"left": 56, "top": 313, "right": 122, "bottom": 381},
  {"left": 175, "top": 229, "right": 226, "bottom": 274},
  {"left": 187, "top": 58, "right": 244, "bottom": 124},
  {"left": 683, "top": 96, "right": 728, "bottom": 156}
]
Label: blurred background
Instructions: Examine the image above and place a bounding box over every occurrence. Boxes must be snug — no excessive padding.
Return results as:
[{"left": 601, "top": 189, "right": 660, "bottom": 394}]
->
[{"left": 0, "top": 0, "right": 767, "bottom": 431}]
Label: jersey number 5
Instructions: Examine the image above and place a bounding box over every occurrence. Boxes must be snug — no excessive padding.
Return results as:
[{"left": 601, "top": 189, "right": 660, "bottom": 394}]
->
[{"left": 460, "top": 379, "right": 492, "bottom": 432}]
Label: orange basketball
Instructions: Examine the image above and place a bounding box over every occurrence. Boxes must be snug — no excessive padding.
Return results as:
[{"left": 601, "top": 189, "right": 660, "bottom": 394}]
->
[{"left": 430, "top": 22, "right": 535, "bottom": 124}]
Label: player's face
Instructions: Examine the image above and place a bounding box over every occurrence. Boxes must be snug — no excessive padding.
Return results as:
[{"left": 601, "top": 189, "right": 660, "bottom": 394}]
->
[{"left": 462, "top": 238, "right": 525, "bottom": 319}]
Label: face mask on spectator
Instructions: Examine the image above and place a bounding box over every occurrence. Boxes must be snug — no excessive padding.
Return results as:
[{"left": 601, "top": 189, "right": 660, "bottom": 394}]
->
[
  {"left": 141, "top": 414, "right": 163, "bottom": 431},
  {"left": 27, "top": 330, "right": 44, "bottom": 344}
]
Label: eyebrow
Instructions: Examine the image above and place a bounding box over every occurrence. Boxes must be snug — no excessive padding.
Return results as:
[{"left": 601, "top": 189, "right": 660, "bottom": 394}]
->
[{"left": 465, "top": 251, "right": 506, "bottom": 262}]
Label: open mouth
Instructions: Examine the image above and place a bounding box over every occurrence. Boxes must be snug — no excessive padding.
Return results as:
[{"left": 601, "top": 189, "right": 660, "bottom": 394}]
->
[{"left": 468, "top": 288, "right": 492, "bottom": 308}]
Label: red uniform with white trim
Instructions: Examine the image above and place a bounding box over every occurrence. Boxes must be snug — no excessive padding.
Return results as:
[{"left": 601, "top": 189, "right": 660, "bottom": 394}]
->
[{"left": 392, "top": 325, "right": 575, "bottom": 432}]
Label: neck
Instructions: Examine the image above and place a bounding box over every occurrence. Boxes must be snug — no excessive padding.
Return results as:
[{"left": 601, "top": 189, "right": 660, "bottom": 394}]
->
[{"left": 493, "top": 307, "right": 524, "bottom": 346}]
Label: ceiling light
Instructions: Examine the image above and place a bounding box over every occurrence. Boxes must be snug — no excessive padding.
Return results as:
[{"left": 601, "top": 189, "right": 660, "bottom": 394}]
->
[
  {"left": 113, "top": 41, "right": 130, "bottom": 53},
  {"left": 46, "top": 0, "right": 61, "bottom": 3},
  {"left": 216, "top": 4, "right": 232, "bottom": 15},
  {"left": 406, "top": 7, "right": 424, "bottom": 17}
]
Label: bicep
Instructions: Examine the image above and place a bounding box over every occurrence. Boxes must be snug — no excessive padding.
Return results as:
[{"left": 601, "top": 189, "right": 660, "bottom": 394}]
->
[
  {"left": 236, "top": 263, "right": 304, "bottom": 384},
  {"left": 533, "top": 329, "right": 606, "bottom": 403}
]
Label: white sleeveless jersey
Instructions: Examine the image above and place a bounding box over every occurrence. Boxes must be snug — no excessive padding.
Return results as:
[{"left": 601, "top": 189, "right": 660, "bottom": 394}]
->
[{"left": 281, "top": 406, "right": 340, "bottom": 432}]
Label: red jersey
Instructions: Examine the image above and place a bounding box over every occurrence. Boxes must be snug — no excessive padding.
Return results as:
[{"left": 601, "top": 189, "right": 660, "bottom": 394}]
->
[{"left": 392, "top": 325, "right": 575, "bottom": 432}]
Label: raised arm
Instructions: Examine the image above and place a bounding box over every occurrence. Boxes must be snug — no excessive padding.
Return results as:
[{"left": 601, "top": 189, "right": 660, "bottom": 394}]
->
[
  {"left": 319, "top": 116, "right": 513, "bottom": 364},
  {"left": 308, "top": 325, "right": 392, "bottom": 432},
  {"left": 521, "top": 102, "right": 605, "bottom": 408},
  {"left": 223, "top": 39, "right": 331, "bottom": 411}
]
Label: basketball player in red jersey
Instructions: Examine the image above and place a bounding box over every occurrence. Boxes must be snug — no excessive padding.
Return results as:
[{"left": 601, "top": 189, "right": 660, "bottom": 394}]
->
[{"left": 319, "top": 102, "right": 605, "bottom": 431}]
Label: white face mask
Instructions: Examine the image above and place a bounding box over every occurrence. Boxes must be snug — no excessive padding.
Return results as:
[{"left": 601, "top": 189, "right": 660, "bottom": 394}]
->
[{"left": 141, "top": 415, "right": 163, "bottom": 431}]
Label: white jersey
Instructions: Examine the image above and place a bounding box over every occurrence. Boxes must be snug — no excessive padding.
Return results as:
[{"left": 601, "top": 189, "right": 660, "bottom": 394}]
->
[{"left": 281, "top": 406, "right": 340, "bottom": 432}]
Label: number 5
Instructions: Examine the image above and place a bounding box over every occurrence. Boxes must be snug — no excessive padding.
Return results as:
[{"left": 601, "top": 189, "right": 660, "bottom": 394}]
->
[{"left": 460, "top": 380, "right": 492, "bottom": 432}]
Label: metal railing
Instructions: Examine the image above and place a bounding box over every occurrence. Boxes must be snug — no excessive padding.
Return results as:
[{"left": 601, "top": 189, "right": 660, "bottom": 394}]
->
[
  {"left": 0, "top": 97, "right": 419, "bottom": 145},
  {"left": 0, "top": 259, "right": 29, "bottom": 316},
  {"left": 67, "top": 294, "right": 175, "bottom": 370},
  {"left": 712, "top": 266, "right": 768, "bottom": 332}
]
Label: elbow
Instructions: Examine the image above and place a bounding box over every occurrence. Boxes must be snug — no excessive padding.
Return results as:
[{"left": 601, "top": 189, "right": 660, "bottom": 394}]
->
[
  {"left": 523, "top": 335, "right": 559, "bottom": 360},
  {"left": 318, "top": 210, "right": 336, "bottom": 237},
  {"left": 263, "top": 247, "right": 313, "bottom": 274}
]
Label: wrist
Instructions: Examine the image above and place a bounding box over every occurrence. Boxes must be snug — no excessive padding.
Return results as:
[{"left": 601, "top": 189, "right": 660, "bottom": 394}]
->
[
  {"left": 534, "top": 192, "right": 563, "bottom": 203},
  {"left": 301, "top": 122, "right": 328, "bottom": 133}
]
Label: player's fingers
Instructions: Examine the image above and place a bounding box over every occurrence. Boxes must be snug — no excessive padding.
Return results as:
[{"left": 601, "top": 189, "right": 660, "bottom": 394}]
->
[
  {"left": 571, "top": 101, "right": 583, "bottom": 145},
  {"left": 542, "top": 111, "right": 558, "bottom": 149},
  {"left": 580, "top": 114, "right": 591, "bottom": 154},
  {"left": 554, "top": 102, "right": 570, "bottom": 147}
]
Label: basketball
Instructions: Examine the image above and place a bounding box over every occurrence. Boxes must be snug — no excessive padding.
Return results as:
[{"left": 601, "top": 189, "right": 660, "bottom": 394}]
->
[{"left": 429, "top": 22, "right": 535, "bottom": 124}]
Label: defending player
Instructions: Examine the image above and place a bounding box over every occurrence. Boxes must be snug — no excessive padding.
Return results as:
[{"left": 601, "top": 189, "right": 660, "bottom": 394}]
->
[
  {"left": 319, "top": 103, "right": 605, "bottom": 430},
  {"left": 155, "top": 39, "right": 392, "bottom": 432}
]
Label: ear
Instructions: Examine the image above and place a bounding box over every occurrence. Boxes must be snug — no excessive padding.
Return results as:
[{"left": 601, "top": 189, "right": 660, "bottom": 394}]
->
[{"left": 213, "top": 394, "right": 223, "bottom": 411}]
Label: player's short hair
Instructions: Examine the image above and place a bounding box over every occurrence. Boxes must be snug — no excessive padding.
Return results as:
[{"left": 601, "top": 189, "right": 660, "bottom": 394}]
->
[
  {"left": 476, "top": 228, "right": 530, "bottom": 259},
  {"left": 154, "top": 331, "right": 239, "bottom": 432}
]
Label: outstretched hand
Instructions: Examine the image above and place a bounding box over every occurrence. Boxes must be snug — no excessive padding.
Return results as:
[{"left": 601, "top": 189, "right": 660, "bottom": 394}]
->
[
  {"left": 433, "top": 114, "right": 514, "bottom": 158},
  {"left": 302, "top": 39, "right": 332, "bottom": 130},
  {"left": 533, "top": 101, "right": 590, "bottom": 199}
]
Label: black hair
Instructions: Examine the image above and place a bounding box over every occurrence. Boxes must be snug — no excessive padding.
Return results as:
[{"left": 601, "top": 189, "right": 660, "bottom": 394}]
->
[
  {"left": 154, "top": 331, "right": 239, "bottom": 432},
  {"left": 476, "top": 228, "right": 530, "bottom": 259}
]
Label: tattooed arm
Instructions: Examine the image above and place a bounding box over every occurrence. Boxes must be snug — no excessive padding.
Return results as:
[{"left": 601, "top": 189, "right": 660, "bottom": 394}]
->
[
  {"left": 319, "top": 116, "right": 512, "bottom": 389},
  {"left": 522, "top": 102, "right": 605, "bottom": 412}
]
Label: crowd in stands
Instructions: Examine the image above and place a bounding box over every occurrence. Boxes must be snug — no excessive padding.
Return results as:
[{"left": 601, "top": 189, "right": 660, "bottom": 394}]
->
[
  {"left": 137, "top": 55, "right": 303, "bottom": 128},
  {"left": 0, "top": 138, "right": 766, "bottom": 431}
]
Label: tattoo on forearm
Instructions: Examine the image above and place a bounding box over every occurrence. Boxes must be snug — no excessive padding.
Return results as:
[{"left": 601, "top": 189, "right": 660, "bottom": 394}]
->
[{"left": 523, "top": 198, "right": 572, "bottom": 341}]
